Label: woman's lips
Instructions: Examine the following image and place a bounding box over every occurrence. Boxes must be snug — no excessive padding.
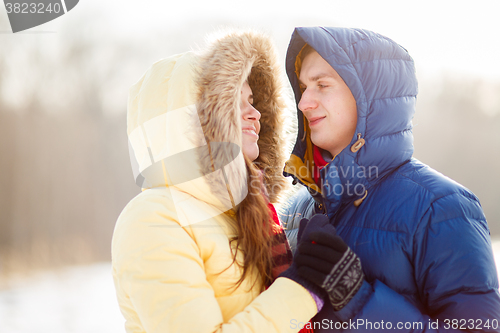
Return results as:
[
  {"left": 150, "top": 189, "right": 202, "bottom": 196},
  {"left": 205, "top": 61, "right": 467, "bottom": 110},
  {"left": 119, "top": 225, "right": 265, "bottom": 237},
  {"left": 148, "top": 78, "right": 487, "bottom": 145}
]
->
[
  {"left": 308, "top": 116, "right": 325, "bottom": 126},
  {"left": 242, "top": 128, "right": 259, "bottom": 138}
]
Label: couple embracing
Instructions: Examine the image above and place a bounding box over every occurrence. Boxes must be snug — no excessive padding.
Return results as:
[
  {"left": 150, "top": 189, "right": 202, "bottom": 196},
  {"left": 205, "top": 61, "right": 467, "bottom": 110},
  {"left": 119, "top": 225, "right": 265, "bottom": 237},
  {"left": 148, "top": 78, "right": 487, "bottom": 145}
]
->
[{"left": 112, "top": 27, "right": 500, "bottom": 332}]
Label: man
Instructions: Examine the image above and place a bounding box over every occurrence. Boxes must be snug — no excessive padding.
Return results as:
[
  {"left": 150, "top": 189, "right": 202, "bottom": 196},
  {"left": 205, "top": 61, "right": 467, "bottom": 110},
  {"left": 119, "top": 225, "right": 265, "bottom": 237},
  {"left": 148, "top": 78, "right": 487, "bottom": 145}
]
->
[{"left": 281, "top": 27, "right": 500, "bottom": 332}]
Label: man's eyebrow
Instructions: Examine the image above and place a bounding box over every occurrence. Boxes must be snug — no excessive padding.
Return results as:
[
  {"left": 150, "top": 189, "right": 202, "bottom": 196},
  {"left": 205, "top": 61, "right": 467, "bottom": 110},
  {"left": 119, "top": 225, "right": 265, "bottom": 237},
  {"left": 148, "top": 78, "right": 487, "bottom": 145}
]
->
[{"left": 298, "top": 73, "right": 336, "bottom": 85}]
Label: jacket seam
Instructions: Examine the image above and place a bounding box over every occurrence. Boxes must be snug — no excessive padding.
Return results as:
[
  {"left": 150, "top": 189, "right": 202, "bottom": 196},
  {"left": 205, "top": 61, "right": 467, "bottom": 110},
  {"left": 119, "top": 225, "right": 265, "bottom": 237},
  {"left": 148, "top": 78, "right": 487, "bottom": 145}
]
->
[
  {"left": 320, "top": 28, "right": 413, "bottom": 65},
  {"left": 392, "top": 170, "right": 441, "bottom": 198},
  {"left": 391, "top": 174, "right": 477, "bottom": 210},
  {"left": 426, "top": 215, "right": 487, "bottom": 226},
  {"left": 333, "top": 57, "right": 415, "bottom": 67},
  {"left": 402, "top": 180, "right": 487, "bottom": 226},
  {"left": 392, "top": 162, "right": 480, "bottom": 209},
  {"left": 429, "top": 286, "right": 498, "bottom": 306},
  {"left": 367, "top": 94, "right": 417, "bottom": 104},
  {"left": 370, "top": 128, "right": 413, "bottom": 141},
  {"left": 348, "top": 224, "right": 407, "bottom": 235},
  {"left": 411, "top": 191, "right": 487, "bottom": 272},
  {"left": 351, "top": 58, "right": 414, "bottom": 65},
  {"left": 364, "top": 95, "right": 416, "bottom": 139}
]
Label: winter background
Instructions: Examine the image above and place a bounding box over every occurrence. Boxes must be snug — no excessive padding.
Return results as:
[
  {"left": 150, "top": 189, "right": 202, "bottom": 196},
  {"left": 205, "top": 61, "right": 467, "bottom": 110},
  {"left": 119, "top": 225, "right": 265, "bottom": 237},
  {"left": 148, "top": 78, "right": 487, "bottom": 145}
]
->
[{"left": 1, "top": 0, "right": 499, "bottom": 332}]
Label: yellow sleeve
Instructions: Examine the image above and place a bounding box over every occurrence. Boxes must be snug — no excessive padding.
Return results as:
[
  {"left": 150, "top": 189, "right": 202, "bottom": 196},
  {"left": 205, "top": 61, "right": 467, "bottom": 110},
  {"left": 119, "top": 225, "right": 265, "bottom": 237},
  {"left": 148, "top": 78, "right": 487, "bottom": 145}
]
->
[{"left": 112, "top": 192, "right": 317, "bottom": 333}]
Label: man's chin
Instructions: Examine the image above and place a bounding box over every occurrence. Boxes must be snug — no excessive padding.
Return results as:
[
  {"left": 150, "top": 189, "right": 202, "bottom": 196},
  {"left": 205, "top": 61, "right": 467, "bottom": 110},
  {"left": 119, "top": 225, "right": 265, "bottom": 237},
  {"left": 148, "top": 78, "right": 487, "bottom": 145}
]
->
[
  {"left": 311, "top": 137, "right": 335, "bottom": 156},
  {"left": 310, "top": 135, "right": 325, "bottom": 149}
]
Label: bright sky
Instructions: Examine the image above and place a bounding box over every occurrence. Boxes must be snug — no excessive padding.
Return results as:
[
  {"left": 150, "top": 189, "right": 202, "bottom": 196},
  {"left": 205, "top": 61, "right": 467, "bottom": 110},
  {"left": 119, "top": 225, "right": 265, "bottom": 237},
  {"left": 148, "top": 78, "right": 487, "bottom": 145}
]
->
[
  {"left": 1, "top": 0, "right": 499, "bottom": 114},
  {"left": 2, "top": 0, "right": 500, "bottom": 79},
  {"left": 74, "top": 0, "right": 500, "bottom": 80}
]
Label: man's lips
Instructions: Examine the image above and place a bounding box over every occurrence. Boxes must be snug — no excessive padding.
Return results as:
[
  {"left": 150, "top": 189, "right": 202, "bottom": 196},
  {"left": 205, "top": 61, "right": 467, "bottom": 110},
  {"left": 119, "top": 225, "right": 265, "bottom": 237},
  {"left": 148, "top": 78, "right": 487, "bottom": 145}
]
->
[{"left": 308, "top": 116, "right": 326, "bottom": 126}]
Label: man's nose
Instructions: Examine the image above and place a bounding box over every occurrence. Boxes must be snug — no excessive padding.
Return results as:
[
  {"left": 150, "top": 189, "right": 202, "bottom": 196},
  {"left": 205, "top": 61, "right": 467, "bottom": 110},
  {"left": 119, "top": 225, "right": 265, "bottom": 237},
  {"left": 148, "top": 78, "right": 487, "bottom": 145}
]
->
[{"left": 298, "top": 89, "right": 318, "bottom": 112}]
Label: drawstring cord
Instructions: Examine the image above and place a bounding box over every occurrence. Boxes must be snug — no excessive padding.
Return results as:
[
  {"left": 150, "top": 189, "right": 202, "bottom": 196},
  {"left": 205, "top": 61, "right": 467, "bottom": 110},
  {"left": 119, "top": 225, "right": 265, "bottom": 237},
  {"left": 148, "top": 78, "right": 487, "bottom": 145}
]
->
[
  {"left": 350, "top": 133, "right": 365, "bottom": 153},
  {"left": 354, "top": 190, "right": 368, "bottom": 207}
]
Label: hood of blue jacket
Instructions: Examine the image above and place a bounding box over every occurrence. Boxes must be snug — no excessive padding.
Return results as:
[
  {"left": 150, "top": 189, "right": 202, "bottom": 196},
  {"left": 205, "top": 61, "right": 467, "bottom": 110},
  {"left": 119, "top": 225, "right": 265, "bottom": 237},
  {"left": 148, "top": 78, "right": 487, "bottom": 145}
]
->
[{"left": 284, "top": 27, "right": 418, "bottom": 210}]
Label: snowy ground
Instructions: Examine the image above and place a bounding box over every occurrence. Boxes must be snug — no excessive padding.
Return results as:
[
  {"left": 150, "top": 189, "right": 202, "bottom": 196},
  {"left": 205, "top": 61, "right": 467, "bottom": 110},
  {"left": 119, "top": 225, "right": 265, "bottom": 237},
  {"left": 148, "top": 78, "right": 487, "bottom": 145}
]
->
[
  {"left": 0, "top": 263, "right": 124, "bottom": 333},
  {"left": 1, "top": 241, "right": 500, "bottom": 333}
]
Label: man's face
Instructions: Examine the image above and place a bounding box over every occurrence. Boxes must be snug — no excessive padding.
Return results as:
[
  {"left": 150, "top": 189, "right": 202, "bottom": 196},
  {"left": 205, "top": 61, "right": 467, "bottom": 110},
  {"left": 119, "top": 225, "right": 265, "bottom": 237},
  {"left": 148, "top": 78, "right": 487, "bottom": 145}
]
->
[{"left": 298, "top": 51, "right": 357, "bottom": 157}]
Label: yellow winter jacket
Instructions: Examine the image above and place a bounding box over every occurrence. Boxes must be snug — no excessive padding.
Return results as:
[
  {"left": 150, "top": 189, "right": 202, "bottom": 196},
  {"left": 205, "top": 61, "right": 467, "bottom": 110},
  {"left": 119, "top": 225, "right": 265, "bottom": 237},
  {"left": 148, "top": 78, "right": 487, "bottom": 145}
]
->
[{"left": 112, "top": 31, "right": 317, "bottom": 333}]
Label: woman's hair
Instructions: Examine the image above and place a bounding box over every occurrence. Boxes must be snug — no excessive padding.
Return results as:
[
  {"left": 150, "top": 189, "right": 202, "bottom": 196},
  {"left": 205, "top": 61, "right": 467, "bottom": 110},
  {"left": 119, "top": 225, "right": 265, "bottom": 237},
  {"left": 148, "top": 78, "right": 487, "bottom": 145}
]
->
[
  {"left": 229, "top": 155, "right": 279, "bottom": 291},
  {"left": 194, "top": 31, "right": 288, "bottom": 292}
]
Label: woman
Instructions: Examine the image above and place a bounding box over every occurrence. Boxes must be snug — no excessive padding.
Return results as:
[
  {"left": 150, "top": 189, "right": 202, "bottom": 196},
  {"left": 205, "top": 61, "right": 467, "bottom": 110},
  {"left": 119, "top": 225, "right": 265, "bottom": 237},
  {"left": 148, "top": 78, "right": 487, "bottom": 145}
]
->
[{"left": 112, "top": 31, "right": 325, "bottom": 332}]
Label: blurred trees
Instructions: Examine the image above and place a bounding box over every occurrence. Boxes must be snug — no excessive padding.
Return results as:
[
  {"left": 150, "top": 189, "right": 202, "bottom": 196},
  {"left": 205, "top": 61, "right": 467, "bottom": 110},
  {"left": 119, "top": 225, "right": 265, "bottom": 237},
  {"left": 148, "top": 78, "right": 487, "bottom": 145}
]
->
[
  {"left": 414, "top": 75, "right": 500, "bottom": 235},
  {"left": 0, "top": 15, "right": 219, "bottom": 278},
  {"left": 0, "top": 20, "right": 142, "bottom": 277}
]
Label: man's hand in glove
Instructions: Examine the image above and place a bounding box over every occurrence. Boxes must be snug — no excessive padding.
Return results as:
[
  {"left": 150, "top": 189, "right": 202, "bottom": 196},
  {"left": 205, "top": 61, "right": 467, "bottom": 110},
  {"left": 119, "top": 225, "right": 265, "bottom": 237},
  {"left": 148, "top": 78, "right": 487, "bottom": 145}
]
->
[{"left": 296, "top": 214, "right": 364, "bottom": 311}]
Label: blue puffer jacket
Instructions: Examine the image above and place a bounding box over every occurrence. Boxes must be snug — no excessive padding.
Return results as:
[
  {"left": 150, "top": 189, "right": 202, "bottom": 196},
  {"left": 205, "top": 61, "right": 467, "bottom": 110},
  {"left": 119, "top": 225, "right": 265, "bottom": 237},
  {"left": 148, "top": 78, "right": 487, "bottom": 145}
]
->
[{"left": 282, "top": 27, "right": 500, "bottom": 332}]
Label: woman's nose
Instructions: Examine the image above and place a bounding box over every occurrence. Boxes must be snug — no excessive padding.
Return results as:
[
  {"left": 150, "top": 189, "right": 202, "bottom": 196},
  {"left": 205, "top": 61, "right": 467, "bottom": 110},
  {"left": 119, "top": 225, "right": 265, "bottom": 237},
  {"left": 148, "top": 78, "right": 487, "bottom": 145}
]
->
[{"left": 243, "top": 104, "right": 261, "bottom": 121}]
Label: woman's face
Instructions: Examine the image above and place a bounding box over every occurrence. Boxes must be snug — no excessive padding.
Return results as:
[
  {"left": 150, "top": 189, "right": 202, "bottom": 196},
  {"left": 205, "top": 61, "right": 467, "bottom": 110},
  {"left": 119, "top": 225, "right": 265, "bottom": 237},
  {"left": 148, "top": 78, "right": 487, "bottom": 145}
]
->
[{"left": 240, "top": 81, "right": 261, "bottom": 161}]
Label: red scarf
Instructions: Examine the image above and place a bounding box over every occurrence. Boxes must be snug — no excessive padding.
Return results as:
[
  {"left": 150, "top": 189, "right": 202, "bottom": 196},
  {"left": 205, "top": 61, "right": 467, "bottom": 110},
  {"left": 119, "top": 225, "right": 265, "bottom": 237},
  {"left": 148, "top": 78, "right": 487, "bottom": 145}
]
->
[
  {"left": 268, "top": 203, "right": 314, "bottom": 333},
  {"left": 312, "top": 145, "right": 328, "bottom": 186}
]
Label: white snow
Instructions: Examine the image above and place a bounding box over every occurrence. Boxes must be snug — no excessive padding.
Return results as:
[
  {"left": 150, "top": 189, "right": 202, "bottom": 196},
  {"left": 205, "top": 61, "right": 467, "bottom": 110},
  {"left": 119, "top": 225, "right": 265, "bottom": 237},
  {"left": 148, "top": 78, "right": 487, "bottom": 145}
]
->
[
  {"left": 1, "top": 242, "right": 499, "bottom": 333},
  {"left": 0, "top": 263, "right": 124, "bottom": 333}
]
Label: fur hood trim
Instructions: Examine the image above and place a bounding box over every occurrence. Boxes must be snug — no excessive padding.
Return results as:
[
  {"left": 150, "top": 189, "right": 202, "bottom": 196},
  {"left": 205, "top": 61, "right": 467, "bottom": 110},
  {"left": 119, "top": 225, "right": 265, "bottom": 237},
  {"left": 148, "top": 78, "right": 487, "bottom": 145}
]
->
[
  {"left": 126, "top": 31, "right": 287, "bottom": 223},
  {"left": 195, "top": 30, "right": 288, "bottom": 204}
]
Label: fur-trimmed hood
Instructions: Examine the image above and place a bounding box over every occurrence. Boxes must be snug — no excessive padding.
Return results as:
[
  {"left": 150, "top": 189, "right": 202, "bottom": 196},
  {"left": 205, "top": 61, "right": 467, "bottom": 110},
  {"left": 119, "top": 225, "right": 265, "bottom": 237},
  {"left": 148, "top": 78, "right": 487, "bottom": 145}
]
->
[{"left": 126, "top": 31, "right": 287, "bottom": 224}]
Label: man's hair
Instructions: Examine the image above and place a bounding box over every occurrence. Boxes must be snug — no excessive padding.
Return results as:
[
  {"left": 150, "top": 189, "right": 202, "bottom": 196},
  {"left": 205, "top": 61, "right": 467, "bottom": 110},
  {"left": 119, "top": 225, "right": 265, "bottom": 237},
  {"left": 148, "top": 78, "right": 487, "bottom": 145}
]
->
[
  {"left": 295, "top": 43, "right": 317, "bottom": 79},
  {"left": 299, "top": 43, "right": 316, "bottom": 62}
]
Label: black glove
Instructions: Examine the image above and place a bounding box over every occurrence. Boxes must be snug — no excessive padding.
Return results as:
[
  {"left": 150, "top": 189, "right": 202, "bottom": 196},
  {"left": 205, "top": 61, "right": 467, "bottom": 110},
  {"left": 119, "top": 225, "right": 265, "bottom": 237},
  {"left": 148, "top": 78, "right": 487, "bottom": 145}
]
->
[
  {"left": 279, "top": 217, "right": 326, "bottom": 305},
  {"left": 295, "top": 214, "right": 364, "bottom": 311}
]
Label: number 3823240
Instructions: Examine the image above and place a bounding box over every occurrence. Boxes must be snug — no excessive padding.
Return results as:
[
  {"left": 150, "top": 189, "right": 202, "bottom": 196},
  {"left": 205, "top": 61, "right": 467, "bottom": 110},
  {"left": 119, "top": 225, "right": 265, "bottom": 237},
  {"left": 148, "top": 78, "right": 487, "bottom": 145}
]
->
[
  {"left": 5, "top": 2, "right": 62, "bottom": 14},
  {"left": 443, "top": 319, "right": 499, "bottom": 330}
]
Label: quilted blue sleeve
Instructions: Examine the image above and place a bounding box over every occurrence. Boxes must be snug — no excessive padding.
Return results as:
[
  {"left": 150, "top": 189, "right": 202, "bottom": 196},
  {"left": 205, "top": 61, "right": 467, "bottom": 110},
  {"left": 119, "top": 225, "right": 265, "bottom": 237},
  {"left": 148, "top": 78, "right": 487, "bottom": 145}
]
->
[
  {"left": 280, "top": 187, "right": 320, "bottom": 253},
  {"left": 312, "top": 193, "right": 500, "bottom": 333}
]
